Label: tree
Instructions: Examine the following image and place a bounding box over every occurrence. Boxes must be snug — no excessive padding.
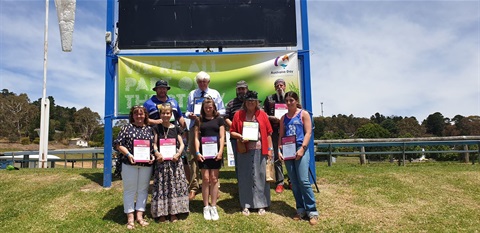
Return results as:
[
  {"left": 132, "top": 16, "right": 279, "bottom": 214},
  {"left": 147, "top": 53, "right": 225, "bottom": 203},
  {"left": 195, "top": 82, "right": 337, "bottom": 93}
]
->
[
  {"left": 380, "top": 118, "right": 398, "bottom": 137},
  {"left": 74, "top": 107, "right": 102, "bottom": 141},
  {"left": 423, "top": 112, "right": 446, "bottom": 136},
  {"left": 356, "top": 123, "right": 390, "bottom": 138},
  {"left": 396, "top": 117, "right": 424, "bottom": 137},
  {"left": 0, "top": 92, "right": 37, "bottom": 140}
]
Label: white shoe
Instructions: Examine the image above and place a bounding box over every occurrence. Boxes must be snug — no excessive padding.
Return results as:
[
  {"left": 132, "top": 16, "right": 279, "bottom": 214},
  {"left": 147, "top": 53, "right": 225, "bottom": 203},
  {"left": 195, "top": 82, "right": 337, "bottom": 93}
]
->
[
  {"left": 210, "top": 206, "right": 219, "bottom": 221},
  {"left": 203, "top": 206, "right": 212, "bottom": 220}
]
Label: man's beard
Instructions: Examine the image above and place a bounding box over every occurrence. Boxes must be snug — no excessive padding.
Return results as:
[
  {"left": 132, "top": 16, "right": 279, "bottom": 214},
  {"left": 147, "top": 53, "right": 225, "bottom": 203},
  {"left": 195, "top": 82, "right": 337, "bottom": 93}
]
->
[
  {"left": 237, "top": 93, "right": 246, "bottom": 101},
  {"left": 276, "top": 89, "right": 285, "bottom": 101}
]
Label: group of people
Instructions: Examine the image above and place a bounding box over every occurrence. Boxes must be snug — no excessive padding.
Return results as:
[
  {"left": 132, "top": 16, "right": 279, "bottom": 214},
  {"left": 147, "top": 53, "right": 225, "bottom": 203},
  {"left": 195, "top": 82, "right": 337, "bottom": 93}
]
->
[{"left": 114, "top": 71, "right": 319, "bottom": 229}]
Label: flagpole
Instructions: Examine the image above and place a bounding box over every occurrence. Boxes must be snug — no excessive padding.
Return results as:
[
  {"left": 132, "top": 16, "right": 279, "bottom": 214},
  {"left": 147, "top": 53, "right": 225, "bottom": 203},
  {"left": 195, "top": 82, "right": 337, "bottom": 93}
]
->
[{"left": 39, "top": 0, "right": 51, "bottom": 168}]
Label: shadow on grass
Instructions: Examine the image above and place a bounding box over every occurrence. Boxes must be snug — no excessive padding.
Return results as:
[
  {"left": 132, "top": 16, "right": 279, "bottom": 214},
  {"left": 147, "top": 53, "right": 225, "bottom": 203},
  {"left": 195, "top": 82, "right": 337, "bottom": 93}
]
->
[
  {"left": 80, "top": 172, "right": 104, "bottom": 186},
  {"left": 103, "top": 204, "right": 124, "bottom": 224}
]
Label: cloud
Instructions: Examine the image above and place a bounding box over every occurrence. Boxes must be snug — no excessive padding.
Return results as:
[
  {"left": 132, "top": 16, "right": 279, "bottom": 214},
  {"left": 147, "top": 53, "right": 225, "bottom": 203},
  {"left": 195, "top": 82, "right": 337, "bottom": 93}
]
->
[
  {"left": 1, "top": 0, "right": 478, "bottom": 123},
  {"left": 308, "top": 1, "right": 479, "bottom": 120}
]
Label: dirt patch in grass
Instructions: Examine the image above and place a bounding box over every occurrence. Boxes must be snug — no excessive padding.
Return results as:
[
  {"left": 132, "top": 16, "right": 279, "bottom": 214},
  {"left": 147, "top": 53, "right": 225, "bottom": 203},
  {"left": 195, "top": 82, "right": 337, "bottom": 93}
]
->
[{"left": 80, "top": 180, "right": 122, "bottom": 192}]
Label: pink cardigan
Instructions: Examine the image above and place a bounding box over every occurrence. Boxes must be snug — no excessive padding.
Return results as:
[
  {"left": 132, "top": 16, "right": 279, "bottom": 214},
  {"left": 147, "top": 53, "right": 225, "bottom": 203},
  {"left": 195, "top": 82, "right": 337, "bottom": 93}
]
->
[{"left": 230, "top": 109, "right": 273, "bottom": 155}]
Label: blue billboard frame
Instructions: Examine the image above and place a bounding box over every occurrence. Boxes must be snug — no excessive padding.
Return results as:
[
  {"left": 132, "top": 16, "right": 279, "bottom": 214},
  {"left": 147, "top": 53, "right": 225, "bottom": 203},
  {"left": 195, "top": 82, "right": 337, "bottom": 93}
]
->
[{"left": 103, "top": 0, "right": 313, "bottom": 187}]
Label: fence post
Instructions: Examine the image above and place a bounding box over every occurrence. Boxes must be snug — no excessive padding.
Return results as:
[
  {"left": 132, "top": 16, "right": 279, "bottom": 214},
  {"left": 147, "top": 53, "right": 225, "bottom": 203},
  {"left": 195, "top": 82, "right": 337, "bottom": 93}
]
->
[
  {"left": 328, "top": 144, "right": 332, "bottom": 167},
  {"left": 463, "top": 145, "right": 469, "bottom": 163},
  {"left": 402, "top": 143, "right": 406, "bottom": 166},
  {"left": 360, "top": 146, "right": 366, "bottom": 165}
]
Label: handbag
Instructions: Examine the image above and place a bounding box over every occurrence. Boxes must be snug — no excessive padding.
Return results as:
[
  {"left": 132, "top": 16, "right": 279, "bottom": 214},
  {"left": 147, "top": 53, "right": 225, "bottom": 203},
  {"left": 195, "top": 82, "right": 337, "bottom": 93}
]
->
[
  {"left": 237, "top": 139, "right": 247, "bottom": 153},
  {"left": 266, "top": 158, "right": 275, "bottom": 183}
]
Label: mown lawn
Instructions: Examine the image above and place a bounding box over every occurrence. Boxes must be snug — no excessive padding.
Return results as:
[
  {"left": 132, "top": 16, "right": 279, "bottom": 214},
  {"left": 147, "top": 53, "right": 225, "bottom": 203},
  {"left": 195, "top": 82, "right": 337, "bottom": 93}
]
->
[{"left": 0, "top": 161, "right": 479, "bottom": 232}]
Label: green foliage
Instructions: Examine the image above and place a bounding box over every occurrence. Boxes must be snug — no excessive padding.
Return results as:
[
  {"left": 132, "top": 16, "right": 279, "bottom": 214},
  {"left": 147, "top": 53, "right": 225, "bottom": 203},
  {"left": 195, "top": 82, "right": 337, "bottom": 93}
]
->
[
  {"left": 423, "top": 112, "right": 446, "bottom": 136},
  {"left": 33, "top": 137, "right": 40, "bottom": 144},
  {"left": 356, "top": 123, "right": 390, "bottom": 138},
  {"left": 20, "top": 137, "right": 30, "bottom": 145}
]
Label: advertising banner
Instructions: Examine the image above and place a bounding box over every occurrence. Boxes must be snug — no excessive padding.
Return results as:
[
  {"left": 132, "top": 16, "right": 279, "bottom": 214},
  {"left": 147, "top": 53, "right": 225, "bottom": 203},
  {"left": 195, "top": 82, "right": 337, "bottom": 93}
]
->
[{"left": 117, "top": 51, "right": 300, "bottom": 115}]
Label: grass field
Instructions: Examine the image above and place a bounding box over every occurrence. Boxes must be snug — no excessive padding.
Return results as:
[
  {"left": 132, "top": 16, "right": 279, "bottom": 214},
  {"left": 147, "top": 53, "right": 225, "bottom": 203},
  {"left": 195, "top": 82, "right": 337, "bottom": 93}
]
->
[{"left": 0, "top": 160, "right": 479, "bottom": 232}]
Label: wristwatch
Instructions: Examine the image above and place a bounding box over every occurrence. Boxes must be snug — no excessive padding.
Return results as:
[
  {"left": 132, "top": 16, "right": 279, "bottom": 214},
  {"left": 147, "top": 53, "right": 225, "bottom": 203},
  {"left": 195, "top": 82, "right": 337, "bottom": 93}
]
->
[{"left": 302, "top": 145, "right": 307, "bottom": 150}]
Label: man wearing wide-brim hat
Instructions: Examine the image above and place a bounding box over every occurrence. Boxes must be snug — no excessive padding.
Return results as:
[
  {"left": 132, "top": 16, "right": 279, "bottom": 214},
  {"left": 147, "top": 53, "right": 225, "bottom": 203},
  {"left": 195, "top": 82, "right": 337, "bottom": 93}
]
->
[{"left": 143, "top": 80, "right": 186, "bottom": 129}]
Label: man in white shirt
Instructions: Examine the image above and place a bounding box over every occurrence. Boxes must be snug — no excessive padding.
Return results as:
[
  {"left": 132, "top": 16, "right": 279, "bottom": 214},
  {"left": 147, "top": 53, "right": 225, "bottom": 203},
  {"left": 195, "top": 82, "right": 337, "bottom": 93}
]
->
[{"left": 185, "top": 71, "right": 225, "bottom": 200}]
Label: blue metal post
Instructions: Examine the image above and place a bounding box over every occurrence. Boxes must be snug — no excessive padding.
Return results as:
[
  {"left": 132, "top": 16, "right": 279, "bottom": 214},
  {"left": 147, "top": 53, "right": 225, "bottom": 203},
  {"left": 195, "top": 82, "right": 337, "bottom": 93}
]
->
[
  {"left": 103, "top": 0, "right": 116, "bottom": 188},
  {"left": 299, "top": 0, "right": 316, "bottom": 182}
]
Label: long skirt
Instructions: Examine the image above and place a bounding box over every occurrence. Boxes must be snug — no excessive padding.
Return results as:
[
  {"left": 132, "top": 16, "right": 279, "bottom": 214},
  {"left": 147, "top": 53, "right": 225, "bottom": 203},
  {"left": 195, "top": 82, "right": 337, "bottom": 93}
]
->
[
  {"left": 151, "top": 160, "right": 190, "bottom": 217},
  {"left": 236, "top": 148, "right": 271, "bottom": 209}
]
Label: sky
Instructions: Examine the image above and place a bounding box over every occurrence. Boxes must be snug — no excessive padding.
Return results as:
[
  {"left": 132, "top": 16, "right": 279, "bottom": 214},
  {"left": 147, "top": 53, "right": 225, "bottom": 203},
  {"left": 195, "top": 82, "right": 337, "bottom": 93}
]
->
[{"left": 1, "top": 0, "right": 479, "bottom": 123}]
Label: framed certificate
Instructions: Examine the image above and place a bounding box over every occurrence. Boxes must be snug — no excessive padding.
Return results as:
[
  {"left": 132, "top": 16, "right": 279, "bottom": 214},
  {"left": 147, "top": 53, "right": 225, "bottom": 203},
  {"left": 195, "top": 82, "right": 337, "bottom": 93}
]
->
[
  {"left": 242, "top": 121, "right": 259, "bottom": 141},
  {"left": 201, "top": 136, "right": 218, "bottom": 159},
  {"left": 133, "top": 139, "right": 150, "bottom": 163},
  {"left": 281, "top": 135, "right": 296, "bottom": 160},
  {"left": 274, "top": 103, "right": 288, "bottom": 119},
  {"left": 159, "top": 138, "right": 176, "bottom": 161},
  {"left": 193, "top": 97, "right": 205, "bottom": 116}
]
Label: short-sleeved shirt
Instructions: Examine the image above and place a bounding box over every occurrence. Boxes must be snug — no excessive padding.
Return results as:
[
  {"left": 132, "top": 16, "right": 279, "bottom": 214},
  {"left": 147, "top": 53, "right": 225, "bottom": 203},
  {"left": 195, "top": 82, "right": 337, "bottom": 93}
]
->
[
  {"left": 198, "top": 117, "right": 225, "bottom": 169},
  {"left": 143, "top": 95, "right": 183, "bottom": 122}
]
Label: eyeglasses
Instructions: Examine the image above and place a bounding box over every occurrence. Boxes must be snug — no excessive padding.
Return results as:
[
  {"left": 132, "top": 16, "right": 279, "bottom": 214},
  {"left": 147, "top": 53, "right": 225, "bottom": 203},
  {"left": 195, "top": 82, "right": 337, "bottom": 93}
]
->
[{"left": 132, "top": 105, "right": 145, "bottom": 109}]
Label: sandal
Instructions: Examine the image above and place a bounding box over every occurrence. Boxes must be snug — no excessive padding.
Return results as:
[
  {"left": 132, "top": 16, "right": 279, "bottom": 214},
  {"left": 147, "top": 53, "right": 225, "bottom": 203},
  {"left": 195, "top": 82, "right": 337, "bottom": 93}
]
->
[
  {"left": 242, "top": 208, "right": 250, "bottom": 216},
  {"left": 258, "top": 208, "right": 266, "bottom": 215},
  {"left": 170, "top": 214, "right": 178, "bottom": 222},
  {"left": 137, "top": 219, "right": 149, "bottom": 227},
  {"left": 126, "top": 221, "right": 135, "bottom": 230},
  {"left": 159, "top": 216, "right": 166, "bottom": 223}
]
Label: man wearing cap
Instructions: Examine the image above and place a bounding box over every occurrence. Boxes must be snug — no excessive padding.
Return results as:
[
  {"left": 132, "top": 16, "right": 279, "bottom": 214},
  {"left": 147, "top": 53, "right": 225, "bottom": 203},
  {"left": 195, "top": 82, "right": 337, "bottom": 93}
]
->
[
  {"left": 185, "top": 71, "right": 226, "bottom": 200},
  {"left": 143, "top": 80, "right": 186, "bottom": 129},
  {"left": 262, "top": 78, "right": 287, "bottom": 193},
  {"left": 225, "top": 80, "right": 249, "bottom": 179}
]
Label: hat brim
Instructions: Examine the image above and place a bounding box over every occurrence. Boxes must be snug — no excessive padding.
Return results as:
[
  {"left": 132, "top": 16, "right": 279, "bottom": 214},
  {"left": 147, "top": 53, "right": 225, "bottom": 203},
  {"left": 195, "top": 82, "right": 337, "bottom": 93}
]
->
[{"left": 236, "top": 85, "right": 248, "bottom": 88}]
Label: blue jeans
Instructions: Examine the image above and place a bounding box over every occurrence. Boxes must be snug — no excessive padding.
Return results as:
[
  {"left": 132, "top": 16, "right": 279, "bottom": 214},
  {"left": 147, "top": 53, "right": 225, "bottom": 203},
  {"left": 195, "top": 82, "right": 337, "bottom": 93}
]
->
[{"left": 284, "top": 146, "right": 318, "bottom": 217}]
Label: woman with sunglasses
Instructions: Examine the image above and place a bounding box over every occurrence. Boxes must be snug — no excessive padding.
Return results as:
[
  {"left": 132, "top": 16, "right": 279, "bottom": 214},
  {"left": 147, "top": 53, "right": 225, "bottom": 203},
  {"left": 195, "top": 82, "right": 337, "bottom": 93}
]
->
[
  {"left": 114, "top": 106, "right": 155, "bottom": 229},
  {"left": 151, "top": 103, "right": 189, "bottom": 223},
  {"left": 230, "top": 90, "right": 273, "bottom": 216},
  {"left": 194, "top": 97, "right": 225, "bottom": 221},
  {"left": 278, "top": 91, "right": 319, "bottom": 225}
]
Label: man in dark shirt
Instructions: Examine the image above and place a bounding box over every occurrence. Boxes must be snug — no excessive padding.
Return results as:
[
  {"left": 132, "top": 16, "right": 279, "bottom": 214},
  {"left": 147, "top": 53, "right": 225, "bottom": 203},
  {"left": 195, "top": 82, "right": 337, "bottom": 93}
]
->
[
  {"left": 263, "top": 78, "right": 286, "bottom": 193},
  {"left": 225, "top": 80, "right": 248, "bottom": 179}
]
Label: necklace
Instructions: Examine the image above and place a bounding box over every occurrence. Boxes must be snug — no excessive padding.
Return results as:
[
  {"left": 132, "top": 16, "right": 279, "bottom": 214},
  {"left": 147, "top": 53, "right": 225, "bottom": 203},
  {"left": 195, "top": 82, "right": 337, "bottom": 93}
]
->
[{"left": 161, "top": 124, "right": 171, "bottom": 139}]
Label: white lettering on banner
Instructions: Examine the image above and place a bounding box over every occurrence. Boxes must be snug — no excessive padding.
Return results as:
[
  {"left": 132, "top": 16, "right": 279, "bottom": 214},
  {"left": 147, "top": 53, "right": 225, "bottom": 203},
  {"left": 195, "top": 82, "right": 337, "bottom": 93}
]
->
[
  {"left": 175, "top": 94, "right": 187, "bottom": 108},
  {"left": 188, "top": 60, "right": 216, "bottom": 73},
  {"left": 125, "top": 78, "right": 136, "bottom": 91},
  {"left": 125, "top": 94, "right": 150, "bottom": 109},
  {"left": 141, "top": 62, "right": 152, "bottom": 74},
  {"left": 136, "top": 78, "right": 149, "bottom": 91},
  {"left": 125, "top": 65, "right": 133, "bottom": 75}
]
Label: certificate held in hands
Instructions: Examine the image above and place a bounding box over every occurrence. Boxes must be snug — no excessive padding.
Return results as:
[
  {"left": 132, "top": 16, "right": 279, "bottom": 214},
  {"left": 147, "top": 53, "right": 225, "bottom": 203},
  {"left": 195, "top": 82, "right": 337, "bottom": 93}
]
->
[
  {"left": 159, "top": 138, "right": 176, "bottom": 161},
  {"left": 201, "top": 136, "right": 218, "bottom": 159},
  {"left": 242, "top": 122, "right": 259, "bottom": 141},
  {"left": 194, "top": 97, "right": 205, "bottom": 116},
  {"left": 274, "top": 103, "right": 288, "bottom": 119},
  {"left": 281, "top": 135, "right": 297, "bottom": 161},
  {"left": 133, "top": 139, "right": 151, "bottom": 163}
]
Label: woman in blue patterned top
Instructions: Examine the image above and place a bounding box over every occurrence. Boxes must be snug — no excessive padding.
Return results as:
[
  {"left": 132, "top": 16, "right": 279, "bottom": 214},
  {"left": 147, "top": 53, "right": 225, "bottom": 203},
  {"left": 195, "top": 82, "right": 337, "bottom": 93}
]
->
[{"left": 278, "top": 91, "right": 319, "bottom": 226}]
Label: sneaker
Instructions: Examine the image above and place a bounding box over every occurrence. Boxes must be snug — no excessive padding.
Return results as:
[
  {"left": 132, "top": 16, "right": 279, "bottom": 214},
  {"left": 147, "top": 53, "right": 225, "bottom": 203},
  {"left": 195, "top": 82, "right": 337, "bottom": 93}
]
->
[
  {"left": 275, "top": 184, "right": 284, "bottom": 193},
  {"left": 210, "top": 206, "right": 219, "bottom": 221},
  {"left": 203, "top": 206, "right": 212, "bottom": 220},
  {"left": 309, "top": 216, "right": 319, "bottom": 225}
]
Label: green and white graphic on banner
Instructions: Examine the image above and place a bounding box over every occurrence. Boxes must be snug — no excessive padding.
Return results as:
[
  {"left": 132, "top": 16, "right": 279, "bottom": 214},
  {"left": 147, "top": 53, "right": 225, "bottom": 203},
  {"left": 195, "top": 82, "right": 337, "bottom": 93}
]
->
[{"left": 117, "top": 51, "right": 299, "bottom": 115}]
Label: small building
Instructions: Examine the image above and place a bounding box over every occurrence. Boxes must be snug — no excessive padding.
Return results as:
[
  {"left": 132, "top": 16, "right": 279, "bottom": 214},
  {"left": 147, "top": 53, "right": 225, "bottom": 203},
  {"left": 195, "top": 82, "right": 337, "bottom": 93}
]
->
[{"left": 69, "top": 138, "right": 88, "bottom": 147}]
